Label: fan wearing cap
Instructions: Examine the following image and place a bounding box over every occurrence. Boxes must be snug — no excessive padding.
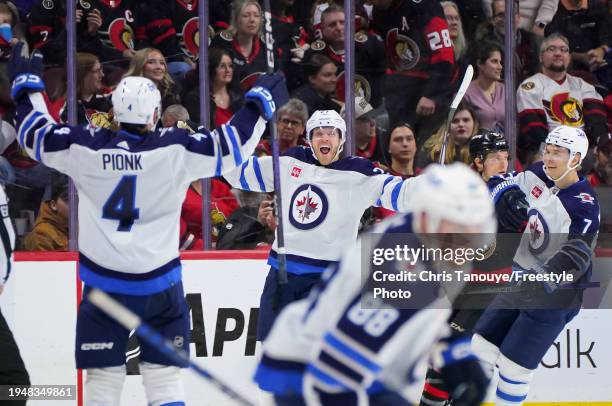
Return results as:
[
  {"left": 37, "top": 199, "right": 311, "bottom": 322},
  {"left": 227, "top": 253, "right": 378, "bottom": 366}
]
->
[
  {"left": 224, "top": 109, "right": 424, "bottom": 341},
  {"left": 472, "top": 125, "right": 600, "bottom": 406},
  {"left": 342, "top": 96, "right": 384, "bottom": 162}
]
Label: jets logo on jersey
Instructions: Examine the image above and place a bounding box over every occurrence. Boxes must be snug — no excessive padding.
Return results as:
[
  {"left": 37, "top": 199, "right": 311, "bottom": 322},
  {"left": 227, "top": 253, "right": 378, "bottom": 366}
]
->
[
  {"left": 289, "top": 184, "right": 328, "bottom": 230},
  {"left": 385, "top": 29, "right": 420, "bottom": 71},
  {"left": 527, "top": 208, "right": 550, "bottom": 255},
  {"left": 543, "top": 92, "right": 583, "bottom": 126},
  {"left": 531, "top": 186, "right": 543, "bottom": 199},
  {"left": 103, "top": 18, "right": 134, "bottom": 51},
  {"left": 575, "top": 192, "right": 595, "bottom": 205}
]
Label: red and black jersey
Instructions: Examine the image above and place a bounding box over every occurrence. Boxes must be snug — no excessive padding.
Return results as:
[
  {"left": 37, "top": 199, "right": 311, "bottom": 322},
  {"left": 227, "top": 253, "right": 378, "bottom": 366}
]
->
[
  {"left": 302, "top": 31, "right": 386, "bottom": 108},
  {"left": 140, "top": 0, "right": 207, "bottom": 61},
  {"left": 209, "top": 31, "right": 276, "bottom": 88},
  {"left": 26, "top": 0, "right": 67, "bottom": 67},
  {"left": 370, "top": 0, "right": 454, "bottom": 99},
  {"left": 88, "top": 0, "right": 135, "bottom": 52}
]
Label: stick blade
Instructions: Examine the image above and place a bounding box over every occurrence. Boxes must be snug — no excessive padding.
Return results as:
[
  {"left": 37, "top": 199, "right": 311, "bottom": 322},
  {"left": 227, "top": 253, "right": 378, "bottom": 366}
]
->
[{"left": 450, "top": 64, "right": 474, "bottom": 109}]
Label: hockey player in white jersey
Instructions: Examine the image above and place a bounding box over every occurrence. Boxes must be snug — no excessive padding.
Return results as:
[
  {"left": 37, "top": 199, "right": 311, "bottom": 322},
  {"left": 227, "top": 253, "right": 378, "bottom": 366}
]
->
[
  {"left": 253, "top": 163, "right": 495, "bottom": 405},
  {"left": 472, "top": 125, "right": 600, "bottom": 405},
  {"left": 224, "top": 109, "right": 421, "bottom": 340},
  {"left": 8, "top": 42, "right": 289, "bottom": 406}
]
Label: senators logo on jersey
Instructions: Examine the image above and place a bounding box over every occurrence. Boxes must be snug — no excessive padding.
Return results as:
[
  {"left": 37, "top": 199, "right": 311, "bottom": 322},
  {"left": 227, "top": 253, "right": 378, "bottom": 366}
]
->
[
  {"left": 543, "top": 92, "right": 583, "bottom": 126},
  {"left": 104, "top": 18, "right": 134, "bottom": 51},
  {"left": 180, "top": 17, "right": 199, "bottom": 58},
  {"left": 385, "top": 29, "right": 420, "bottom": 71}
]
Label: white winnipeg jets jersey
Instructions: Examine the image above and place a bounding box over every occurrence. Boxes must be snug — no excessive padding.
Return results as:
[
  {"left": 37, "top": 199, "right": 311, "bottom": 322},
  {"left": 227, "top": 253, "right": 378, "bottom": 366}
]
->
[
  {"left": 498, "top": 162, "right": 600, "bottom": 279},
  {"left": 15, "top": 92, "right": 266, "bottom": 294},
  {"left": 517, "top": 72, "right": 602, "bottom": 130},
  {"left": 254, "top": 214, "right": 454, "bottom": 396},
  {"left": 224, "top": 146, "right": 419, "bottom": 273}
]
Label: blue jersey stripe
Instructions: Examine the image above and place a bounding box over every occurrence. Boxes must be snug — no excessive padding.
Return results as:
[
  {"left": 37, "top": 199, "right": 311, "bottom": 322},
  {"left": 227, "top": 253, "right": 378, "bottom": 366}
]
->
[
  {"left": 267, "top": 255, "right": 334, "bottom": 275},
  {"left": 499, "top": 373, "right": 527, "bottom": 385},
  {"left": 239, "top": 161, "right": 251, "bottom": 191},
  {"left": 34, "top": 124, "right": 50, "bottom": 162},
  {"left": 324, "top": 333, "right": 381, "bottom": 374},
  {"left": 224, "top": 124, "right": 242, "bottom": 167},
  {"left": 307, "top": 364, "right": 349, "bottom": 390},
  {"left": 376, "top": 176, "right": 395, "bottom": 206},
  {"left": 391, "top": 181, "right": 403, "bottom": 212},
  {"left": 79, "top": 263, "right": 182, "bottom": 295},
  {"left": 253, "top": 362, "right": 304, "bottom": 394},
  {"left": 252, "top": 157, "right": 266, "bottom": 191},
  {"left": 19, "top": 111, "right": 44, "bottom": 148}
]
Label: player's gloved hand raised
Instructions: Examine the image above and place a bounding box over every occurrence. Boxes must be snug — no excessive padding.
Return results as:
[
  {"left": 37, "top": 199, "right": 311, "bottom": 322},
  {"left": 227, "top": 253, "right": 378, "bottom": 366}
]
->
[
  {"left": 245, "top": 72, "right": 289, "bottom": 121},
  {"left": 8, "top": 41, "right": 45, "bottom": 100},
  {"left": 496, "top": 186, "right": 528, "bottom": 233},
  {"left": 434, "top": 336, "right": 489, "bottom": 406}
]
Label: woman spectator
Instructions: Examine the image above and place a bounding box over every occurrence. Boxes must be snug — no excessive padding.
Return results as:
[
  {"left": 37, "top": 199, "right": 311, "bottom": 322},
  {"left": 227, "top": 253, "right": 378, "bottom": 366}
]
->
[
  {"left": 182, "top": 48, "right": 243, "bottom": 126},
  {"left": 58, "top": 53, "right": 113, "bottom": 128},
  {"left": 292, "top": 54, "right": 342, "bottom": 116},
  {"left": 442, "top": 2, "right": 469, "bottom": 71},
  {"left": 209, "top": 0, "right": 278, "bottom": 87},
  {"left": 256, "top": 98, "right": 309, "bottom": 156},
  {"left": 464, "top": 42, "right": 505, "bottom": 131},
  {"left": 124, "top": 48, "right": 181, "bottom": 110},
  {"left": 417, "top": 102, "right": 479, "bottom": 167}
]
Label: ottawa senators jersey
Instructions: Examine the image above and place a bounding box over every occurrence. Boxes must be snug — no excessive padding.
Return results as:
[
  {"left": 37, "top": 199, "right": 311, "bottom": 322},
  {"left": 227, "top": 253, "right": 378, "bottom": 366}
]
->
[
  {"left": 370, "top": 0, "right": 454, "bottom": 79},
  {"left": 84, "top": 0, "right": 135, "bottom": 52},
  {"left": 517, "top": 73, "right": 607, "bottom": 156},
  {"left": 26, "top": 0, "right": 67, "bottom": 66}
]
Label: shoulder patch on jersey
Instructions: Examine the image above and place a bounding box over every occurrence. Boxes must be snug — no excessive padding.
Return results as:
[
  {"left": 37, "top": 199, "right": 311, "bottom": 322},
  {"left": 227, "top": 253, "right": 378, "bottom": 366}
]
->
[
  {"left": 521, "top": 81, "right": 535, "bottom": 91},
  {"left": 43, "top": 0, "right": 54, "bottom": 9},
  {"left": 220, "top": 30, "right": 233, "bottom": 41},
  {"left": 79, "top": 0, "right": 92, "bottom": 10},
  {"left": 531, "top": 185, "right": 543, "bottom": 199},
  {"left": 574, "top": 192, "right": 595, "bottom": 205},
  {"left": 290, "top": 164, "right": 303, "bottom": 178},
  {"left": 355, "top": 31, "right": 367, "bottom": 43},
  {"left": 311, "top": 39, "right": 326, "bottom": 51}
]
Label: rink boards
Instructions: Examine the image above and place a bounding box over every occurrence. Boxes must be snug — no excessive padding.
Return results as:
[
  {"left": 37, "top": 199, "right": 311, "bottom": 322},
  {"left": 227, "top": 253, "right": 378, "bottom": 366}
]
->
[{"left": 1, "top": 250, "right": 611, "bottom": 405}]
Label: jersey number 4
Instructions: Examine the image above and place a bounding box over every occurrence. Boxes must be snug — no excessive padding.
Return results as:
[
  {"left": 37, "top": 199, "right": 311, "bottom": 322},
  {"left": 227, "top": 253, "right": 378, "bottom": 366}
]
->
[{"left": 103, "top": 175, "right": 140, "bottom": 232}]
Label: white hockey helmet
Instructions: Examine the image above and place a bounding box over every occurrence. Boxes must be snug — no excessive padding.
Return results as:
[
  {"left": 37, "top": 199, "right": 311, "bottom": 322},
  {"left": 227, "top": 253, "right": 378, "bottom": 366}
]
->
[
  {"left": 112, "top": 76, "right": 162, "bottom": 128},
  {"left": 411, "top": 163, "right": 496, "bottom": 234},
  {"left": 544, "top": 125, "right": 589, "bottom": 181},
  {"left": 306, "top": 110, "right": 347, "bottom": 160}
]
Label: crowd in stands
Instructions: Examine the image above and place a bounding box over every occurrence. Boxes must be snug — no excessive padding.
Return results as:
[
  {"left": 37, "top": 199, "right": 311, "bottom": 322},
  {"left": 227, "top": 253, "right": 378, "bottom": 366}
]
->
[{"left": 0, "top": 0, "right": 610, "bottom": 250}]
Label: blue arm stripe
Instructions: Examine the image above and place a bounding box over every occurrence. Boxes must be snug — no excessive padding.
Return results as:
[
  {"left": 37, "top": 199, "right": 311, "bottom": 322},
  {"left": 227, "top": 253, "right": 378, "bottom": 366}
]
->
[
  {"left": 214, "top": 133, "right": 223, "bottom": 177},
  {"left": 306, "top": 364, "right": 349, "bottom": 390},
  {"left": 376, "top": 176, "right": 395, "bottom": 206},
  {"left": 496, "top": 389, "right": 527, "bottom": 403},
  {"left": 324, "top": 333, "right": 381, "bottom": 374},
  {"left": 34, "top": 124, "right": 50, "bottom": 162},
  {"left": 18, "top": 111, "right": 44, "bottom": 148},
  {"left": 239, "top": 160, "right": 251, "bottom": 191},
  {"left": 223, "top": 124, "right": 242, "bottom": 167},
  {"left": 253, "top": 156, "right": 266, "bottom": 191},
  {"left": 391, "top": 180, "right": 403, "bottom": 212}
]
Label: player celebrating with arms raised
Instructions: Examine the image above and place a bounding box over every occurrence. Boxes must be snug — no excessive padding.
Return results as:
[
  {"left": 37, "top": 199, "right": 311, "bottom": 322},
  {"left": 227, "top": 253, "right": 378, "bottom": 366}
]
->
[
  {"left": 472, "top": 125, "right": 600, "bottom": 405},
  {"left": 8, "top": 42, "right": 288, "bottom": 406}
]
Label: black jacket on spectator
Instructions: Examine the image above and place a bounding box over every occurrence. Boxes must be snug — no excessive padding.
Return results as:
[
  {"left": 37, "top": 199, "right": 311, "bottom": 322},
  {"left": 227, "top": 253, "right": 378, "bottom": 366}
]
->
[
  {"left": 216, "top": 206, "right": 274, "bottom": 250},
  {"left": 291, "top": 84, "right": 342, "bottom": 117},
  {"left": 60, "top": 95, "right": 113, "bottom": 127}
]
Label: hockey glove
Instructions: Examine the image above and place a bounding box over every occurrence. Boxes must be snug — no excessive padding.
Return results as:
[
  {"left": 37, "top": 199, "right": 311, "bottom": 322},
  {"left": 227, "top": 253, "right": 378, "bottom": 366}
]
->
[
  {"left": 245, "top": 73, "right": 289, "bottom": 121},
  {"left": 8, "top": 42, "right": 45, "bottom": 100},
  {"left": 495, "top": 186, "right": 528, "bottom": 233},
  {"left": 434, "top": 336, "right": 489, "bottom": 406}
]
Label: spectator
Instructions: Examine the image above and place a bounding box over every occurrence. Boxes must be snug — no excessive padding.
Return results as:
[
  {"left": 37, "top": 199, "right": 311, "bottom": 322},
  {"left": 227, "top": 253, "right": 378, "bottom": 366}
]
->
[
  {"left": 588, "top": 134, "right": 612, "bottom": 187},
  {"left": 442, "top": 1, "right": 469, "bottom": 75},
  {"left": 370, "top": 0, "right": 455, "bottom": 145},
  {"left": 0, "top": 1, "right": 19, "bottom": 63},
  {"left": 383, "top": 122, "right": 419, "bottom": 178},
  {"left": 418, "top": 101, "right": 479, "bottom": 167},
  {"left": 464, "top": 41, "right": 505, "bottom": 131},
  {"left": 59, "top": 53, "right": 113, "bottom": 128},
  {"left": 216, "top": 191, "right": 276, "bottom": 250},
  {"left": 161, "top": 104, "right": 190, "bottom": 128},
  {"left": 298, "top": 3, "right": 386, "bottom": 107},
  {"left": 182, "top": 48, "right": 243, "bottom": 125},
  {"left": 124, "top": 47, "right": 181, "bottom": 110},
  {"left": 482, "top": 0, "right": 558, "bottom": 34},
  {"left": 343, "top": 96, "right": 384, "bottom": 161},
  {"left": 292, "top": 53, "right": 342, "bottom": 116},
  {"left": 256, "top": 98, "right": 309, "bottom": 156},
  {"left": 23, "top": 184, "right": 69, "bottom": 251},
  {"left": 516, "top": 33, "right": 607, "bottom": 165},
  {"left": 210, "top": 0, "right": 281, "bottom": 87},
  {"left": 476, "top": 0, "right": 540, "bottom": 83},
  {"left": 270, "top": 0, "right": 309, "bottom": 73},
  {"left": 545, "top": 0, "right": 612, "bottom": 73}
]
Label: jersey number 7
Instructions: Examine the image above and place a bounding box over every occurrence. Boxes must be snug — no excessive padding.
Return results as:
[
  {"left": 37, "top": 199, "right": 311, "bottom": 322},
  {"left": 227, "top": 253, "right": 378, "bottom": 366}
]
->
[{"left": 102, "top": 175, "right": 140, "bottom": 232}]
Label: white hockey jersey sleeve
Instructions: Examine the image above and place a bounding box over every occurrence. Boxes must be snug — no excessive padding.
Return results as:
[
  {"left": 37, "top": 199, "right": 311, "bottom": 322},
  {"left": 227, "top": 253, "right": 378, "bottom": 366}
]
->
[{"left": 223, "top": 155, "right": 276, "bottom": 193}]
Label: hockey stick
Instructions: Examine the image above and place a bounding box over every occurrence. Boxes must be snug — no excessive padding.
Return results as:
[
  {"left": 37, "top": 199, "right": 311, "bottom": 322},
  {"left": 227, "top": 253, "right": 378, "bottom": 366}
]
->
[
  {"left": 439, "top": 65, "right": 474, "bottom": 165},
  {"left": 87, "top": 289, "right": 255, "bottom": 406},
  {"left": 263, "top": 0, "right": 288, "bottom": 284}
]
